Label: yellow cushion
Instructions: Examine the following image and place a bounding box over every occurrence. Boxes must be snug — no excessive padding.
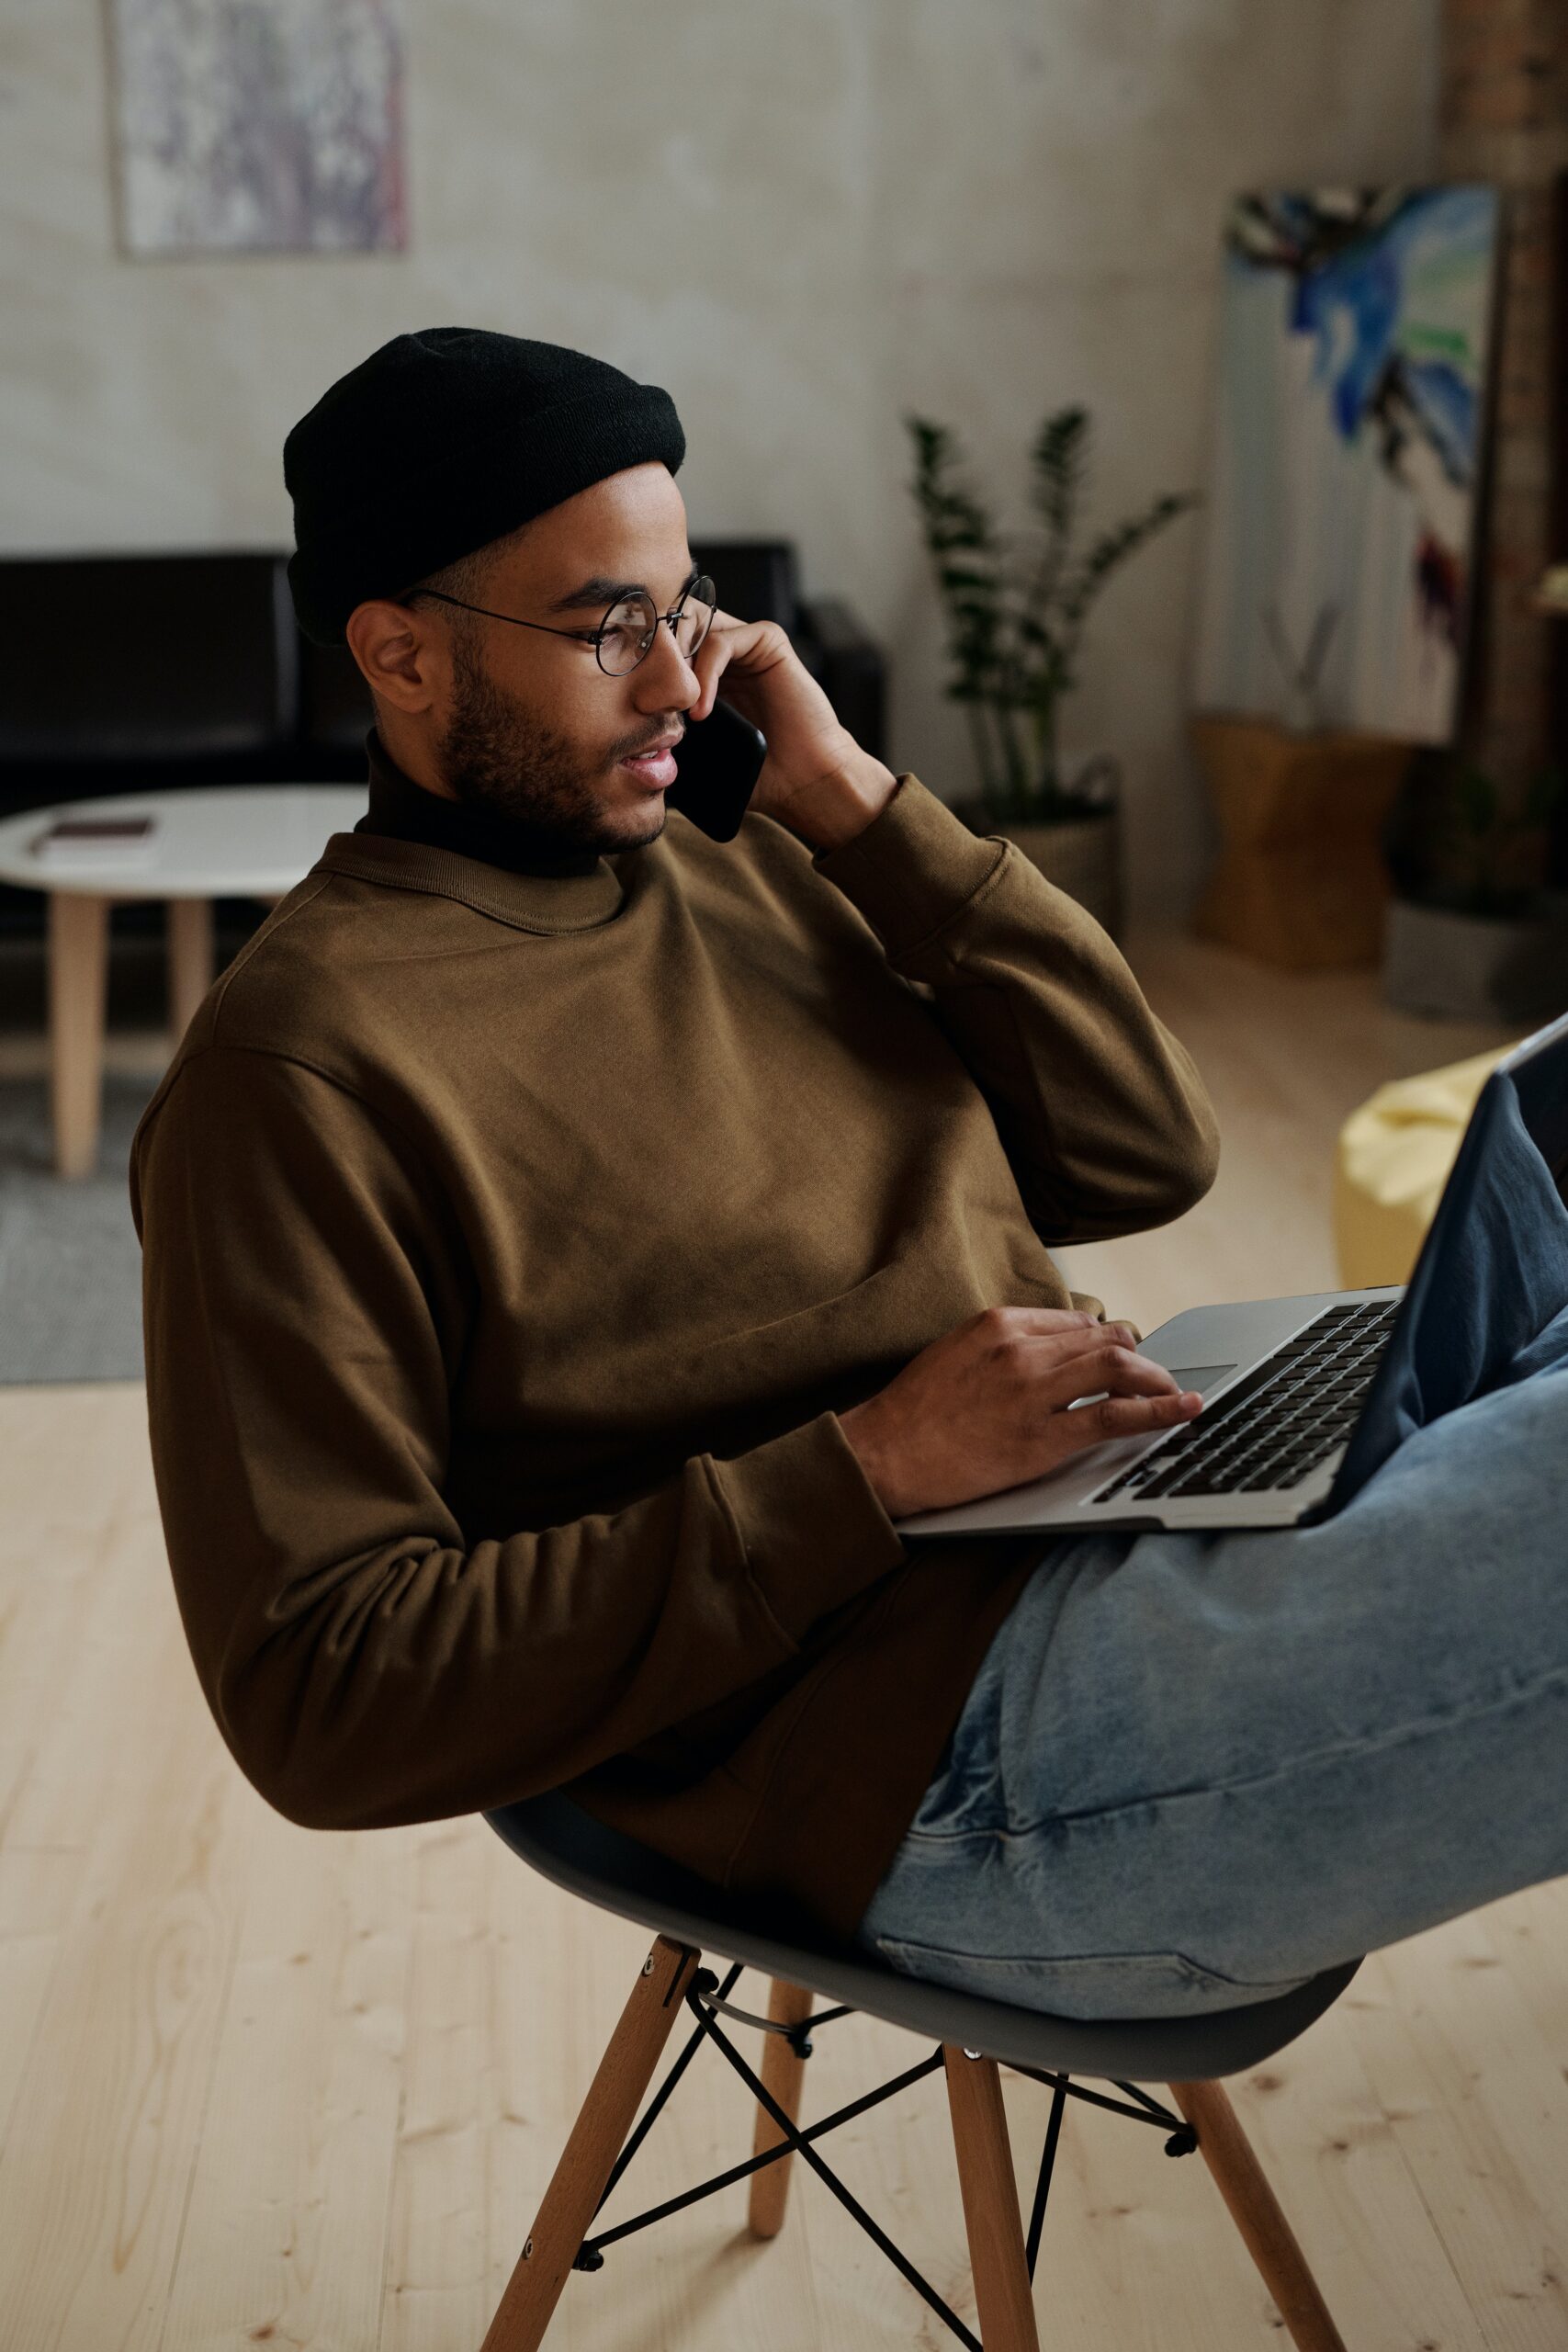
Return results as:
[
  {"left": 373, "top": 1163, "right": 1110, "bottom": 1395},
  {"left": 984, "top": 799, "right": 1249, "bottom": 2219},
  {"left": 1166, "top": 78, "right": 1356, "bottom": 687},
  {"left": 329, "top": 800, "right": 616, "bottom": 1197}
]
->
[{"left": 1333, "top": 1044, "right": 1520, "bottom": 1287}]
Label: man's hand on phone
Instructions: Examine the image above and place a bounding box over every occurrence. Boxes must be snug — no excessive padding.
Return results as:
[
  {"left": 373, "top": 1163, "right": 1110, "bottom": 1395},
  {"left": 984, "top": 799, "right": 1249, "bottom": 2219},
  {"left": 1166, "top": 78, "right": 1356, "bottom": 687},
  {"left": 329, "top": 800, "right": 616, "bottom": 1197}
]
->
[
  {"left": 688, "top": 605, "right": 898, "bottom": 850},
  {"left": 836, "top": 1306, "right": 1203, "bottom": 1521}
]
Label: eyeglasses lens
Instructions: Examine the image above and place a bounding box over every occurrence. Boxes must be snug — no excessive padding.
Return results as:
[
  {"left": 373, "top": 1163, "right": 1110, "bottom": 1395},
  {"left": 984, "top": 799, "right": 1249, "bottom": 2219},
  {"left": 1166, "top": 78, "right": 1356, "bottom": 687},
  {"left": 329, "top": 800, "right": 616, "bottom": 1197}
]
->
[
  {"left": 596, "top": 576, "right": 716, "bottom": 674},
  {"left": 673, "top": 577, "right": 716, "bottom": 662}
]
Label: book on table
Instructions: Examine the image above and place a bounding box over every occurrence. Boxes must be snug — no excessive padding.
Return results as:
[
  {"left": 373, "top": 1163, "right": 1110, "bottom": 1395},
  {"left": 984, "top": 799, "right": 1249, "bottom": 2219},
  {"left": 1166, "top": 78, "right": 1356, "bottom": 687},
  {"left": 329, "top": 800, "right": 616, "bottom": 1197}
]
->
[{"left": 28, "top": 814, "right": 160, "bottom": 864}]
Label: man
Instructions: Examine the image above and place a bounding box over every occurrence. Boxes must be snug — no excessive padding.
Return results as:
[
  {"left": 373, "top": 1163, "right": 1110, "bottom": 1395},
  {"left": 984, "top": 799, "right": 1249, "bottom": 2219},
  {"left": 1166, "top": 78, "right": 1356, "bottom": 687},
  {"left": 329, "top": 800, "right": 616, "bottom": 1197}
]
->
[{"left": 132, "top": 330, "right": 1568, "bottom": 2020}]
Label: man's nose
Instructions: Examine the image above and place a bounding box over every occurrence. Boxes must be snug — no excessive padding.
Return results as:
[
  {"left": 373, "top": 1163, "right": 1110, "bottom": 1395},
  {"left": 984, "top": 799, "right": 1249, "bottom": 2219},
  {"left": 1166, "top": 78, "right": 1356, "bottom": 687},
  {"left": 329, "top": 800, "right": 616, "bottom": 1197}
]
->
[{"left": 633, "top": 616, "right": 701, "bottom": 711}]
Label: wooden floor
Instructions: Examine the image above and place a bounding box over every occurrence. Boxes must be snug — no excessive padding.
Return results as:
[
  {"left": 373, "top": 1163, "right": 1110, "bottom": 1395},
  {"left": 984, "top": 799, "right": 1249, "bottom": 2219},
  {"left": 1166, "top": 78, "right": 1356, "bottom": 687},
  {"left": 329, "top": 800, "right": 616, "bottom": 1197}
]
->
[{"left": 3, "top": 928, "right": 1566, "bottom": 2352}]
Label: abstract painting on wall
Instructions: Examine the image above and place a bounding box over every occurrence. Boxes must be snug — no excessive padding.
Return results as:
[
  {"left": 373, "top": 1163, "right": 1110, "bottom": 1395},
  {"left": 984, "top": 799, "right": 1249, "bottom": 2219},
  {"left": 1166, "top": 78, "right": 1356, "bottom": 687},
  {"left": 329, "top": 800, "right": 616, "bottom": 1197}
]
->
[
  {"left": 109, "top": 0, "right": 407, "bottom": 256},
  {"left": 1193, "top": 187, "right": 1501, "bottom": 743}
]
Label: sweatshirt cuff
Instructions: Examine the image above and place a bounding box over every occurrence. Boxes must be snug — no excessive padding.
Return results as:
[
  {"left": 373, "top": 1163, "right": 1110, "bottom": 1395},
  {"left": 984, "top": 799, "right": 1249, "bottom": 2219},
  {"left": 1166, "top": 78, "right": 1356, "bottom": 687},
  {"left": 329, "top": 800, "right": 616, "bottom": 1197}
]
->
[
  {"left": 707, "top": 1409, "right": 908, "bottom": 1645},
  {"left": 810, "top": 773, "right": 1008, "bottom": 958}
]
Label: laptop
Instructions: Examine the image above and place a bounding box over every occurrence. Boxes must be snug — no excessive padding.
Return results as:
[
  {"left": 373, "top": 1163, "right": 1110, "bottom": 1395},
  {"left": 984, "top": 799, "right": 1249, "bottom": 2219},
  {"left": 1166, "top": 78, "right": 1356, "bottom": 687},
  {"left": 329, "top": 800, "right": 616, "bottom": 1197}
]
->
[{"left": 894, "top": 1006, "right": 1568, "bottom": 1540}]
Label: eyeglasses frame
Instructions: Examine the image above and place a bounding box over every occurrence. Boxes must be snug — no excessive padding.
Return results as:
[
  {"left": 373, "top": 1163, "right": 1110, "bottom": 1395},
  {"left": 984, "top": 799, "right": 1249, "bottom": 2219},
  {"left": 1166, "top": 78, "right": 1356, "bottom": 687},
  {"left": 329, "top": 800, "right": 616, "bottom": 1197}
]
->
[{"left": 403, "top": 574, "right": 717, "bottom": 676}]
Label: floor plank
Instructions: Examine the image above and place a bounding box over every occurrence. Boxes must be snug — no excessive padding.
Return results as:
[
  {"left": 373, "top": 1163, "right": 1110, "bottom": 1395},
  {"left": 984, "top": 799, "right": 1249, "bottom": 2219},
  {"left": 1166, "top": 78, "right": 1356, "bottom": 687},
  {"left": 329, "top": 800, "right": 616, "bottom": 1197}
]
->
[
  {"left": 1348, "top": 1927, "right": 1568, "bottom": 2349},
  {"left": 0, "top": 1680, "right": 249, "bottom": 2351},
  {"left": 160, "top": 1812, "right": 412, "bottom": 2352}
]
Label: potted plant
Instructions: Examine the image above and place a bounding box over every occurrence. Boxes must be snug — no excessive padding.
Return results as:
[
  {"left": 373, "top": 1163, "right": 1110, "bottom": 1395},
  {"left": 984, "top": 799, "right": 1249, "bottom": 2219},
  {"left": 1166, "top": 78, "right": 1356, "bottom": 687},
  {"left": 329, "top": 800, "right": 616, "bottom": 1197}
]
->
[
  {"left": 1380, "top": 749, "right": 1568, "bottom": 1022},
  {"left": 906, "top": 407, "right": 1196, "bottom": 940}
]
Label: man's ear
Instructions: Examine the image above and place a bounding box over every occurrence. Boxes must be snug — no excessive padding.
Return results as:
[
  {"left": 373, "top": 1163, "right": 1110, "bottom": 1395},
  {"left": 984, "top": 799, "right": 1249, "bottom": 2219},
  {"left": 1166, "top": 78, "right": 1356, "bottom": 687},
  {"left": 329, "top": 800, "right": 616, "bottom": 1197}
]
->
[{"left": 344, "top": 598, "right": 445, "bottom": 717}]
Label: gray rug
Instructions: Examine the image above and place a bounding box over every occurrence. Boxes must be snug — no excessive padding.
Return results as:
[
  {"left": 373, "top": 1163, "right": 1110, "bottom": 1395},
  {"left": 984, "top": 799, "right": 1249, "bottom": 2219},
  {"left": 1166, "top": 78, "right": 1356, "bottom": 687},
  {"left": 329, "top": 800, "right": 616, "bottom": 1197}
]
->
[{"left": 0, "top": 1069, "right": 159, "bottom": 1385}]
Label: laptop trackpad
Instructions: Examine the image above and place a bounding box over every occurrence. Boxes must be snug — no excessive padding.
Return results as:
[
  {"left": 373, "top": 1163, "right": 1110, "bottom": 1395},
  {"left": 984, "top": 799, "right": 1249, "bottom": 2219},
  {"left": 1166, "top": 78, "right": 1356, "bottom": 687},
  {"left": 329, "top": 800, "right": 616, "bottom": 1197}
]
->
[{"left": 1168, "top": 1363, "right": 1239, "bottom": 1395}]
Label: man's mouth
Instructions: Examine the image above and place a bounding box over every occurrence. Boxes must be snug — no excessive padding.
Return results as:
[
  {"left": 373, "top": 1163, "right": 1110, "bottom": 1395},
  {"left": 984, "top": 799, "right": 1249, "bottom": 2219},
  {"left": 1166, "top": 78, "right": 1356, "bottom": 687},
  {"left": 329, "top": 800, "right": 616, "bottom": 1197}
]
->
[{"left": 619, "top": 733, "right": 682, "bottom": 790}]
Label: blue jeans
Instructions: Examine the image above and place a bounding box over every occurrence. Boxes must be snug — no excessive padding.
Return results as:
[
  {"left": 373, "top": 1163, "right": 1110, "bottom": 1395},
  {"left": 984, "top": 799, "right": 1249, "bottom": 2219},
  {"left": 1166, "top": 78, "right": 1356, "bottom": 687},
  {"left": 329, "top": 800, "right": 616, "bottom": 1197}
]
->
[{"left": 858, "top": 1069, "right": 1568, "bottom": 2018}]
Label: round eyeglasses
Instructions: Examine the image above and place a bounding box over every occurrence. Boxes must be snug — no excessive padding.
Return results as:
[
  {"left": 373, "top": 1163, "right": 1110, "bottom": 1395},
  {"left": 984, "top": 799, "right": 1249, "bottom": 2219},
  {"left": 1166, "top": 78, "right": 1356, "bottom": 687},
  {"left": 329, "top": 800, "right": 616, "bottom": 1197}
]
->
[{"left": 409, "top": 574, "right": 717, "bottom": 678}]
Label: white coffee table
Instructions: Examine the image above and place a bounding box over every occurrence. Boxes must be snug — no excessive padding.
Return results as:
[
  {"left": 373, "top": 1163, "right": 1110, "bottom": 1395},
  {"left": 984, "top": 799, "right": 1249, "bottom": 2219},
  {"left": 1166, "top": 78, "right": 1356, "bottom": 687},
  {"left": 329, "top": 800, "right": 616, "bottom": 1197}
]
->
[{"left": 0, "top": 784, "right": 367, "bottom": 1179}]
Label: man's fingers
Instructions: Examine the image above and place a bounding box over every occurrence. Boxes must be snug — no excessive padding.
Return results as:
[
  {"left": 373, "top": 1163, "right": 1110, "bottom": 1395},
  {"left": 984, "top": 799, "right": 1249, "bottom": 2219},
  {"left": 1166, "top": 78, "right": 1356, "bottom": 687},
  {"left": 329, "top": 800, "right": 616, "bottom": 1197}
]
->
[
  {"left": 1102, "top": 1343, "right": 1179, "bottom": 1393},
  {"left": 985, "top": 1306, "right": 1111, "bottom": 1336},
  {"left": 992, "top": 1312, "right": 1143, "bottom": 1360},
  {"left": 1039, "top": 1340, "right": 1178, "bottom": 1406},
  {"left": 1076, "top": 1387, "right": 1202, "bottom": 1449},
  {"left": 688, "top": 619, "right": 737, "bottom": 722}
]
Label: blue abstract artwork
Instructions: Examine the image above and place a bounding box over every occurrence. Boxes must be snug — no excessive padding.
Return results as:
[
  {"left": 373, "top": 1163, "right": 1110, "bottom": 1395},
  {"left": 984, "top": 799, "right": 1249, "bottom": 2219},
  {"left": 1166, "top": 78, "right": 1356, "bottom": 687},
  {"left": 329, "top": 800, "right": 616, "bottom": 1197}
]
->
[
  {"left": 1193, "top": 187, "right": 1501, "bottom": 743},
  {"left": 110, "top": 0, "right": 407, "bottom": 256}
]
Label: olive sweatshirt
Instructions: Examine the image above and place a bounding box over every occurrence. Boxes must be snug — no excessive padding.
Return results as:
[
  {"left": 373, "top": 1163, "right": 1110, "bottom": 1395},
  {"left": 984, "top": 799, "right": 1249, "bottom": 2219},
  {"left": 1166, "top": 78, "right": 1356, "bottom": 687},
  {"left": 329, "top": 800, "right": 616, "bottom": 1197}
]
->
[{"left": 129, "top": 735, "right": 1220, "bottom": 1939}]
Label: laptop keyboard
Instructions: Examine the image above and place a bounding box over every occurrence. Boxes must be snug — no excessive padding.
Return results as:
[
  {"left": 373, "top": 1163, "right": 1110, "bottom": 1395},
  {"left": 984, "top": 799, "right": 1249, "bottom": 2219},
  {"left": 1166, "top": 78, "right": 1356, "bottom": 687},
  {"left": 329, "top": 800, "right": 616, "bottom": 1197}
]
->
[{"left": 1089, "top": 1298, "right": 1401, "bottom": 1505}]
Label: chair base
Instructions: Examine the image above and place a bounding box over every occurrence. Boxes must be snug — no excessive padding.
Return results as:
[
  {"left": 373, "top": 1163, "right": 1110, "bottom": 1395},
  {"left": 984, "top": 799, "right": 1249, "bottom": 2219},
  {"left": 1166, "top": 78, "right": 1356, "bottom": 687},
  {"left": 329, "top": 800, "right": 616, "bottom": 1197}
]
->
[{"left": 478, "top": 1934, "right": 1348, "bottom": 2352}]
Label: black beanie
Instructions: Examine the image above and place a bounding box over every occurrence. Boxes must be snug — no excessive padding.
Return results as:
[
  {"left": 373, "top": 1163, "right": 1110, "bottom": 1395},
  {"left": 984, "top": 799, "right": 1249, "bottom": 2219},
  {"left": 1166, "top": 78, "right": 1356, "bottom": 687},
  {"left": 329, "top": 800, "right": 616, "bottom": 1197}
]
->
[{"left": 284, "top": 327, "right": 686, "bottom": 646}]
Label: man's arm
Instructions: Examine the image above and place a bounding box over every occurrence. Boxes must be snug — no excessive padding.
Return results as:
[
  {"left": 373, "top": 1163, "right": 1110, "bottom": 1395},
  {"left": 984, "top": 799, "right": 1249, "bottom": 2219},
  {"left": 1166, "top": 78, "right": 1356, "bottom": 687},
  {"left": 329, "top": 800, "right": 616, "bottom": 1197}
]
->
[
  {"left": 130, "top": 1047, "right": 907, "bottom": 1835},
  {"left": 799, "top": 763, "right": 1222, "bottom": 1247},
  {"left": 684, "top": 615, "right": 1217, "bottom": 1248}
]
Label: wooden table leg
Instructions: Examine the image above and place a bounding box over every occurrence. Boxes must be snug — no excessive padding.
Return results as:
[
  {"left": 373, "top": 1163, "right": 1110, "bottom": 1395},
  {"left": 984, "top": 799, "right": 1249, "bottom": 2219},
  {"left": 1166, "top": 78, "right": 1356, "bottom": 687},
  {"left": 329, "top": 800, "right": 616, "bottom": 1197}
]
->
[
  {"left": 166, "top": 896, "right": 214, "bottom": 1044},
  {"left": 49, "top": 890, "right": 109, "bottom": 1182}
]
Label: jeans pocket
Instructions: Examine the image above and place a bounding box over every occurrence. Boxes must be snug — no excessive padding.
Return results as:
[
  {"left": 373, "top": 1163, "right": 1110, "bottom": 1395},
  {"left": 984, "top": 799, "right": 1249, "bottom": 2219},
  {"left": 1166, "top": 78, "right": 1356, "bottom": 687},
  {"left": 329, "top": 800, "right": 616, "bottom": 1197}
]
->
[{"left": 871, "top": 1932, "right": 1319, "bottom": 2020}]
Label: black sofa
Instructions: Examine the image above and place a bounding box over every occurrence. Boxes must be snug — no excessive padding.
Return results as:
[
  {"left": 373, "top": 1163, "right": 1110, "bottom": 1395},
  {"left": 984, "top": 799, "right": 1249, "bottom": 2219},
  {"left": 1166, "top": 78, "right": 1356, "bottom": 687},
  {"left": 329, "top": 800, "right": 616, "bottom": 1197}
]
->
[{"left": 0, "top": 541, "right": 886, "bottom": 949}]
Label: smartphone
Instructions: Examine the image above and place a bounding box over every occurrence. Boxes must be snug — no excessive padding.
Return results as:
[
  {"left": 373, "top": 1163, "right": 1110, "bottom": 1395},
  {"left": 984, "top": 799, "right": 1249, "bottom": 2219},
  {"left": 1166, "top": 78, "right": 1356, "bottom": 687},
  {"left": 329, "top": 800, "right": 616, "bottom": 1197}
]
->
[{"left": 663, "top": 696, "right": 767, "bottom": 842}]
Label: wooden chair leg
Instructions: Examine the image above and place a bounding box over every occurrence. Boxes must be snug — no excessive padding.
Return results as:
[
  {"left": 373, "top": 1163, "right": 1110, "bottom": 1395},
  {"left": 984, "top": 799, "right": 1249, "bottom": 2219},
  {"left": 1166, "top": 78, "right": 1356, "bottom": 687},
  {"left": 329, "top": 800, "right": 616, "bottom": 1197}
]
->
[
  {"left": 746, "top": 1977, "right": 816, "bottom": 2238},
  {"left": 1168, "top": 2078, "right": 1348, "bottom": 2352},
  {"left": 479, "top": 1936, "right": 702, "bottom": 2352},
  {"left": 943, "top": 2047, "right": 1042, "bottom": 2352}
]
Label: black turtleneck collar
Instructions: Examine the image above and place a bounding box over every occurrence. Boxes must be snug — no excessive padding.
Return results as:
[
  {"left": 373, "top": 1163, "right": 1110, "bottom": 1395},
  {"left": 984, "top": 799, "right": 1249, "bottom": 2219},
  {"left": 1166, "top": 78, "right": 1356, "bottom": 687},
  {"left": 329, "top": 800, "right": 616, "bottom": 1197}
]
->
[{"left": 355, "top": 728, "right": 605, "bottom": 877}]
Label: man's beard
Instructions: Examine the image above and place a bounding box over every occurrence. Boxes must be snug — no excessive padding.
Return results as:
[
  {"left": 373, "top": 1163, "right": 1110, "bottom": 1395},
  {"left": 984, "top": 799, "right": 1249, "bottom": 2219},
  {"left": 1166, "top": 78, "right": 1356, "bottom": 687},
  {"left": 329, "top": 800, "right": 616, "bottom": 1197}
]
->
[{"left": 435, "top": 631, "right": 678, "bottom": 858}]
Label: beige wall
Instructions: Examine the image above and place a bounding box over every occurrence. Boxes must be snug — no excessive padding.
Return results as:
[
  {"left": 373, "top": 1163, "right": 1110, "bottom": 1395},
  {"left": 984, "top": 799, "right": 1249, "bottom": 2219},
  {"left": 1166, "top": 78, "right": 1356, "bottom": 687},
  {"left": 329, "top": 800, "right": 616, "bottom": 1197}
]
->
[{"left": 0, "top": 0, "right": 1437, "bottom": 917}]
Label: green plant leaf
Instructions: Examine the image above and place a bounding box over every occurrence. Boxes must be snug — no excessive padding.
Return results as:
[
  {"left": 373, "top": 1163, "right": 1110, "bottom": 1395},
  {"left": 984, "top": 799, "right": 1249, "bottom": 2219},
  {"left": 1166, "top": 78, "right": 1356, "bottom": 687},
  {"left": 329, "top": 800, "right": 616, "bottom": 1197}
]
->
[
  {"left": 1028, "top": 406, "right": 1089, "bottom": 540},
  {"left": 905, "top": 413, "right": 1007, "bottom": 702},
  {"left": 1014, "top": 610, "right": 1059, "bottom": 648},
  {"left": 1059, "top": 492, "right": 1198, "bottom": 624}
]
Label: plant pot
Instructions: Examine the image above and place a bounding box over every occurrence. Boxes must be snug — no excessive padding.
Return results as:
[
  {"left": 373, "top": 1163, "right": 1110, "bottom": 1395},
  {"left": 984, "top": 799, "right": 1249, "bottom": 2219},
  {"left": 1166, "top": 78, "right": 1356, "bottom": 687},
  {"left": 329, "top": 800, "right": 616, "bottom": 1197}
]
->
[
  {"left": 1189, "top": 715, "right": 1412, "bottom": 968},
  {"left": 952, "top": 799, "right": 1124, "bottom": 942},
  {"left": 1382, "top": 891, "right": 1568, "bottom": 1023}
]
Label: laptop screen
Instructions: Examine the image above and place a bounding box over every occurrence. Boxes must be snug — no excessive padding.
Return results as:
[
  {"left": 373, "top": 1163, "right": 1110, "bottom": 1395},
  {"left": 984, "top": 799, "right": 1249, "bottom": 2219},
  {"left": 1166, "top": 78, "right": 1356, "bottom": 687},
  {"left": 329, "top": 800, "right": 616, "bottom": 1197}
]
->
[
  {"left": 1307, "top": 1006, "right": 1568, "bottom": 1521},
  {"left": 1505, "top": 1010, "right": 1568, "bottom": 1211}
]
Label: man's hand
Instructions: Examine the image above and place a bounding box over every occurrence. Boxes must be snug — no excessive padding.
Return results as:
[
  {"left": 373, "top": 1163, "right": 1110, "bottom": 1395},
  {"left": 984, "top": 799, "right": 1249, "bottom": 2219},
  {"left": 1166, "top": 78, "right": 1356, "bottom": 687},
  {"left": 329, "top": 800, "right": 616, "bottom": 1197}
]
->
[
  {"left": 688, "top": 605, "right": 898, "bottom": 850},
  {"left": 837, "top": 1306, "right": 1203, "bottom": 1520}
]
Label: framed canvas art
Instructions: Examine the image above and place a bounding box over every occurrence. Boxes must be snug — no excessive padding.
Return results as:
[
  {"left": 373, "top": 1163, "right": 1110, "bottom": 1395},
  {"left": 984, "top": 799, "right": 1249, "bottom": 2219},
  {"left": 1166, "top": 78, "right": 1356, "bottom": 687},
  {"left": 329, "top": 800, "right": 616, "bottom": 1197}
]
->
[
  {"left": 1193, "top": 187, "right": 1501, "bottom": 743},
  {"left": 109, "top": 0, "right": 407, "bottom": 256}
]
